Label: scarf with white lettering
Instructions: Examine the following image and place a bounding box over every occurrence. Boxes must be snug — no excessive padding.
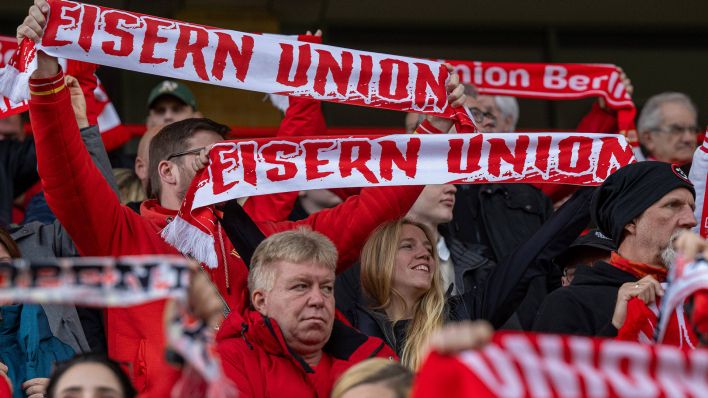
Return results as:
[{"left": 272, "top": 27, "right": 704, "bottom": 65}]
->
[
  {"left": 161, "top": 131, "right": 635, "bottom": 268},
  {"left": 0, "top": 34, "right": 129, "bottom": 150},
  {"left": 412, "top": 332, "right": 708, "bottom": 398},
  {"left": 447, "top": 60, "right": 637, "bottom": 144},
  {"left": 0, "top": 256, "right": 235, "bottom": 398},
  {"left": 0, "top": 0, "right": 475, "bottom": 129},
  {"left": 0, "top": 256, "right": 190, "bottom": 306}
]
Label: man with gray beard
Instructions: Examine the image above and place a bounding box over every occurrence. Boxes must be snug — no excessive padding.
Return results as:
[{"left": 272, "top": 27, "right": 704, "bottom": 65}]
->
[{"left": 533, "top": 161, "right": 696, "bottom": 336}]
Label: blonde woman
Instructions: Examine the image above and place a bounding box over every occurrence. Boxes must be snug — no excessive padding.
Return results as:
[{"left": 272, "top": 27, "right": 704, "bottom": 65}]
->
[{"left": 336, "top": 186, "right": 594, "bottom": 370}]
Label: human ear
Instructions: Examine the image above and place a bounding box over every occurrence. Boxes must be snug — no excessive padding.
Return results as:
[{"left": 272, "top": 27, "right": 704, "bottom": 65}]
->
[
  {"left": 252, "top": 290, "right": 267, "bottom": 314},
  {"left": 158, "top": 160, "right": 178, "bottom": 187}
]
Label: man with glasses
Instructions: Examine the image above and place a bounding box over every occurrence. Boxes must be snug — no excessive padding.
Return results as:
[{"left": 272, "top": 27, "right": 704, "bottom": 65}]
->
[{"left": 637, "top": 92, "right": 699, "bottom": 165}]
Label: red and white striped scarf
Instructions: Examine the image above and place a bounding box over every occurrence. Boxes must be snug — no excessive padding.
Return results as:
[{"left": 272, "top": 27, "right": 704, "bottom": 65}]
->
[{"left": 412, "top": 332, "right": 708, "bottom": 398}]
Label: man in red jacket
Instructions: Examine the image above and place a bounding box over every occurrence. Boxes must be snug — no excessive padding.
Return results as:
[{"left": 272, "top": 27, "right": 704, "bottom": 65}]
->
[
  {"left": 216, "top": 229, "right": 396, "bottom": 397},
  {"left": 18, "top": 1, "right": 465, "bottom": 395}
]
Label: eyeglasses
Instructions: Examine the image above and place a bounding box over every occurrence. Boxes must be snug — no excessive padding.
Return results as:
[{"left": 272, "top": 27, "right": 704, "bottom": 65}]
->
[
  {"left": 166, "top": 146, "right": 205, "bottom": 161},
  {"left": 651, "top": 124, "right": 700, "bottom": 136},
  {"left": 467, "top": 107, "right": 497, "bottom": 124}
]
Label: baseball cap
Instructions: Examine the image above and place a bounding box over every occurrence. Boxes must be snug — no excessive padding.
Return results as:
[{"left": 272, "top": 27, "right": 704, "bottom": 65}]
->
[
  {"left": 147, "top": 80, "right": 197, "bottom": 109},
  {"left": 555, "top": 229, "right": 616, "bottom": 268}
]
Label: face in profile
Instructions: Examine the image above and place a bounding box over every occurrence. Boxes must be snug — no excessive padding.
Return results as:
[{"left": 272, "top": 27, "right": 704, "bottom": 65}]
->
[
  {"left": 174, "top": 130, "right": 225, "bottom": 200},
  {"left": 392, "top": 224, "right": 436, "bottom": 300},
  {"left": 53, "top": 362, "right": 124, "bottom": 398},
  {"left": 630, "top": 187, "right": 696, "bottom": 267}
]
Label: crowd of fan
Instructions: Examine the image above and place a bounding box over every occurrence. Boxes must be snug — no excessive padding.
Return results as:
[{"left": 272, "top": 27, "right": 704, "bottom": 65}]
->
[{"left": 0, "top": 1, "right": 707, "bottom": 397}]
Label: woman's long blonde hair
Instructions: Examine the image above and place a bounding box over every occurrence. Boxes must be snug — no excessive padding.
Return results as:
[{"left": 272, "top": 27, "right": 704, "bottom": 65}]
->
[{"left": 360, "top": 219, "right": 445, "bottom": 370}]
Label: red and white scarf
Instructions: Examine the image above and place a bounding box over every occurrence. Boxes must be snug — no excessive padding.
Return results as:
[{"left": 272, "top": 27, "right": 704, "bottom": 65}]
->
[
  {"left": 412, "top": 332, "right": 708, "bottom": 398},
  {"left": 447, "top": 60, "right": 638, "bottom": 144},
  {"left": 689, "top": 134, "right": 708, "bottom": 238},
  {"left": 162, "top": 132, "right": 634, "bottom": 268},
  {"left": 0, "top": 34, "right": 129, "bottom": 149},
  {"left": 610, "top": 253, "right": 698, "bottom": 348},
  {"left": 0, "top": 0, "right": 474, "bottom": 129},
  {"left": 0, "top": 36, "right": 27, "bottom": 118}
]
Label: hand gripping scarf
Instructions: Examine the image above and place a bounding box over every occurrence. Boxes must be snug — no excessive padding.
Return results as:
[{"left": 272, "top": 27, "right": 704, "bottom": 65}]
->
[
  {"left": 0, "top": 0, "right": 475, "bottom": 129},
  {"left": 161, "top": 131, "right": 635, "bottom": 268},
  {"left": 447, "top": 60, "right": 638, "bottom": 145}
]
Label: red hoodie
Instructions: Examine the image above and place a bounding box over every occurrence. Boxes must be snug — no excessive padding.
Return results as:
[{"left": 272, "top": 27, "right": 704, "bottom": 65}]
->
[
  {"left": 216, "top": 308, "right": 396, "bottom": 398},
  {"left": 28, "top": 70, "right": 422, "bottom": 397}
]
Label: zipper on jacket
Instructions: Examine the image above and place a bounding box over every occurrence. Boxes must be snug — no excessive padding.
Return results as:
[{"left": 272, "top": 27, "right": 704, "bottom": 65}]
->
[
  {"left": 217, "top": 223, "right": 231, "bottom": 295},
  {"left": 241, "top": 322, "right": 254, "bottom": 350}
]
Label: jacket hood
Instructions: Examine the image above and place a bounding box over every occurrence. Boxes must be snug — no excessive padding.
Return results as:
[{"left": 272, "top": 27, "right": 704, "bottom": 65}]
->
[
  {"left": 140, "top": 199, "right": 177, "bottom": 229},
  {"left": 570, "top": 260, "right": 636, "bottom": 288}
]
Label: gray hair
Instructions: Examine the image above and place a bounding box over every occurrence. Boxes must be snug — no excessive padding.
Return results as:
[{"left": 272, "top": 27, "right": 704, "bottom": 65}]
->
[
  {"left": 637, "top": 92, "right": 697, "bottom": 133},
  {"left": 494, "top": 96, "right": 519, "bottom": 130},
  {"left": 248, "top": 228, "right": 338, "bottom": 293}
]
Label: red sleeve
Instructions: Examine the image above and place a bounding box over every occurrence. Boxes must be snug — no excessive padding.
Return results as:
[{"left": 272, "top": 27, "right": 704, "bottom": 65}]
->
[
  {"left": 28, "top": 70, "right": 170, "bottom": 256},
  {"left": 216, "top": 341, "right": 255, "bottom": 398},
  {"left": 575, "top": 101, "right": 618, "bottom": 134},
  {"left": 66, "top": 60, "right": 99, "bottom": 126},
  {"left": 0, "top": 374, "right": 11, "bottom": 398},
  {"left": 244, "top": 96, "right": 326, "bottom": 222},
  {"left": 259, "top": 185, "right": 424, "bottom": 272}
]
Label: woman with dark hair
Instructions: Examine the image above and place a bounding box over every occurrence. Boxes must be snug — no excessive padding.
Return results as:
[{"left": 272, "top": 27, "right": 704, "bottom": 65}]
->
[
  {"left": 0, "top": 228, "right": 75, "bottom": 398},
  {"left": 45, "top": 353, "right": 136, "bottom": 398}
]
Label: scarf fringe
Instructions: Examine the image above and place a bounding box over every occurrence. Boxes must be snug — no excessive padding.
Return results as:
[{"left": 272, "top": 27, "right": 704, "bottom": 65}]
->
[
  {"left": 0, "top": 59, "right": 30, "bottom": 102},
  {"left": 161, "top": 216, "right": 219, "bottom": 269}
]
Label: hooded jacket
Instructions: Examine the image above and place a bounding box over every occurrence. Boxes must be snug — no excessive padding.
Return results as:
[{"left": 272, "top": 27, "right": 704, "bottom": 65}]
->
[
  {"left": 216, "top": 308, "right": 395, "bottom": 398},
  {"left": 28, "top": 69, "right": 421, "bottom": 397},
  {"left": 532, "top": 260, "right": 635, "bottom": 336}
]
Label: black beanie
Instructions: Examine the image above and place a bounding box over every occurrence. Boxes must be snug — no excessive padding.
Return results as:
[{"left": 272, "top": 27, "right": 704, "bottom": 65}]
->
[{"left": 591, "top": 161, "right": 695, "bottom": 245}]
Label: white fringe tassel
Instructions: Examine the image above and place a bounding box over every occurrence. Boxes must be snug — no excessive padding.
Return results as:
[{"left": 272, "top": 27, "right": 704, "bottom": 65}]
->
[{"left": 161, "top": 216, "right": 219, "bottom": 269}]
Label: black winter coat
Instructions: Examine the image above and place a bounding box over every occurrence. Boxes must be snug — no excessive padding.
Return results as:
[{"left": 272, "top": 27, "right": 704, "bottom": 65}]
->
[
  {"left": 532, "top": 260, "right": 636, "bottom": 337},
  {"left": 0, "top": 138, "right": 38, "bottom": 228},
  {"left": 452, "top": 183, "right": 552, "bottom": 263}
]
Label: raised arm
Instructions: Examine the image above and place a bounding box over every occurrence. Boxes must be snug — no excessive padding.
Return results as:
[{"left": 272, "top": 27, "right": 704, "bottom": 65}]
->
[{"left": 23, "top": 11, "right": 167, "bottom": 256}]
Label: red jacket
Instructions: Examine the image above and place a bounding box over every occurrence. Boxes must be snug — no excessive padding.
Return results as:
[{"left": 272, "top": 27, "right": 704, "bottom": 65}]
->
[
  {"left": 29, "top": 70, "right": 422, "bottom": 396},
  {"left": 216, "top": 308, "right": 396, "bottom": 398}
]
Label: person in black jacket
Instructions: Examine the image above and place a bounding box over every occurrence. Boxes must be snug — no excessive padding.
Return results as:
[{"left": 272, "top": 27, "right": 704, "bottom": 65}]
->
[
  {"left": 0, "top": 115, "right": 38, "bottom": 229},
  {"left": 533, "top": 161, "right": 697, "bottom": 337}
]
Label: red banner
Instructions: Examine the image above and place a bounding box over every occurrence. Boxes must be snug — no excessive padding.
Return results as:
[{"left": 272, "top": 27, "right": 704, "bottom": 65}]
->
[
  {"left": 413, "top": 332, "right": 708, "bottom": 398},
  {"left": 0, "top": 0, "right": 473, "bottom": 128},
  {"left": 447, "top": 61, "right": 638, "bottom": 143}
]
